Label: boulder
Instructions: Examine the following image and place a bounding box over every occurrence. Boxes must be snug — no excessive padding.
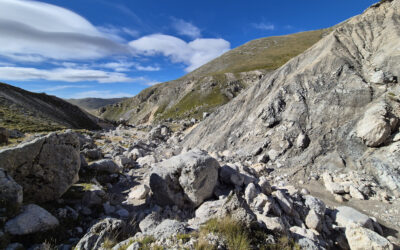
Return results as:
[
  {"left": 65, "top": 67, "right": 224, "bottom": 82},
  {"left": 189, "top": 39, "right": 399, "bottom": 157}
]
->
[
  {"left": 244, "top": 183, "right": 260, "bottom": 204},
  {"left": 150, "top": 149, "right": 219, "bottom": 208},
  {"left": 0, "top": 128, "right": 8, "bottom": 144},
  {"left": 82, "top": 148, "right": 102, "bottom": 161},
  {"left": 345, "top": 224, "right": 393, "bottom": 250},
  {"left": 349, "top": 186, "right": 365, "bottom": 200},
  {"left": 5, "top": 204, "right": 59, "bottom": 235},
  {"left": 128, "top": 185, "right": 150, "bottom": 200},
  {"left": 305, "top": 209, "right": 322, "bottom": 232},
  {"left": 88, "top": 159, "right": 119, "bottom": 174},
  {"left": 189, "top": 199, "right": 226, "bottom": 227},
  {"left": 217, "top": 192, "right": 256, "bottom": 226},
  {"left": 148, "top": 125, "right": 170, "bottom": 141},
  {"left": 0, "top": 168, "right": 23, "bottom": 216},
  {"left": 356, "top": 102, "right": 392, "bottom": 147},
  {"left": 219, "top": 165, "right": 244, "bottom": 187},
  {"left": 143, "top": 219, "right": 188, "bottom": 239},
  {"left": 8, "top": 129, "right": 24, "bottom": 139},
  {"left": 128, "top": 148, "right": 144, "bottom": 161},
  {"left": 304, "top": 195, "right": 326, "bottom": 216},
  {"left": 333, "top": 206, "right": 373, "bottom": 230},
  {"left": 0, "top": 132, "right": 80, "bottom": 202},
  {"left": 256, "top": 213, "right": 286, "bottom": 233},
  {"left": 75, "top": 218, "right": 126, "bottom": 250},
  {"left": 136, "top": 155, "right": 157, "bottom": 167},
  {"left": 275, "top": 190, "right": 293, "bottom": 215},
  {"left": 258, "top": 177, "right": 272, "bottom": 195}
]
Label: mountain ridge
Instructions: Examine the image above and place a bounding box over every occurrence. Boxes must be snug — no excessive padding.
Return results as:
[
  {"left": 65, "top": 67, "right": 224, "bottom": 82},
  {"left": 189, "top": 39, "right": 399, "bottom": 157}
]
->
[
  {"left": 100, "top": 28, "right": 332, "bottom": 123},
  {"left": 0, "top": 82, "right": 100, "bottom": 132}
]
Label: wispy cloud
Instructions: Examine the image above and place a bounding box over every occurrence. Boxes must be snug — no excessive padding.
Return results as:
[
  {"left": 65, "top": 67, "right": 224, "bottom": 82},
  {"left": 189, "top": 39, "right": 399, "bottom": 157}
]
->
[
  {"left": 171, "top": 18, "right": 201, "bottom": 39},
  {"left": 97, "top": 61, "right": 160, "bottom": 72},
  {"left": 36, "top": 85, "right": 91, "bottom": 92},
  {"left": 97, "top": 25, "right": 140, "bottom": 42},
  {"left": 0, "top": 66, "right": 135, "bottom": 83},
  {"left": 129, "top": 34, "right": 230, "bottom": 72},
  {"left": 252, "top": 22, "right": 275, "bottom": 31}
]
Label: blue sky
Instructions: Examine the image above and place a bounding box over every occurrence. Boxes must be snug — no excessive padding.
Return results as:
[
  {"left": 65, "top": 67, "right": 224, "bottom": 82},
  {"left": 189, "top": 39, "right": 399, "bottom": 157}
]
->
[{"left": 0, "top": 0, "right": 377, "bottom": 99}]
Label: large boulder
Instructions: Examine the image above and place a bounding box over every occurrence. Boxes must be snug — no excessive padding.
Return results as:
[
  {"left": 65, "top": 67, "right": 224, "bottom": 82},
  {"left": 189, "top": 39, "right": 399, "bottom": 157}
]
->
[
  {"left": 333, "top": 206, "right": 373, "bottom": 230},
  {"left": 4, "top": 204, "right": 59, "bottom": 235},
  {"left": 150, "top": 149, "right": 219, "bottom": 208},
  {"left": 87, "top": 159, "right": 119, "bottom": 174},
  {"left": 345, "top": 224, "right": 393, "bottom": 250},
  {"left": 356, "top": 102, "right": 393, "bottom": 147},
  {"left": 0, "top": 131, "right": 81, "bottom": 202},
  {"left": 0, "top": 168, "right": 23, "bottom": 217}
]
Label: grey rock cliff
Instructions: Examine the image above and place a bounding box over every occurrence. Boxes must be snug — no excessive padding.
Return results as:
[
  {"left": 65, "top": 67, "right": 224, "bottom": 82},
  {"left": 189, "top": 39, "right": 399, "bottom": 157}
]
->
[{"left": 183, "top": 0, "right": 400, "bottom": 193}]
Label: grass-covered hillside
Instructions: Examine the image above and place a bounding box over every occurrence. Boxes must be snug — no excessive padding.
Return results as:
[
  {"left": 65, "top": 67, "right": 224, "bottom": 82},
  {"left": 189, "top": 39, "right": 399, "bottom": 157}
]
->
[
  {"left": 67, "top": 97, "right": 128, "bottom": 115},
  {"left": 0, "top": 83, "right": 100, "bottom": 132},
  {"left": 100, "top": 28, "right": 331, "bottom": 124}
]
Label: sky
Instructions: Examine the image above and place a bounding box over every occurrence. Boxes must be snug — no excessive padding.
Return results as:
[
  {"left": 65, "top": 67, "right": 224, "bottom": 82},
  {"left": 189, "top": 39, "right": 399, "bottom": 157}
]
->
[{"left": 0, "top": 0, "right": 377, "bottom": 99}]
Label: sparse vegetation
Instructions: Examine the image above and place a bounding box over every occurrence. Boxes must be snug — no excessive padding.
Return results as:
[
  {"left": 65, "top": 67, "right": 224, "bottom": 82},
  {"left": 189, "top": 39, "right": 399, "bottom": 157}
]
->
[
  {"left": 102, "top": 237, "right": 118, "bottom": 249},
  {"left": 195, "top": 217, "right": 300, "bottom": 250},
  {"left": 197, "top": 217, "right": 251, "bottom": 250}
]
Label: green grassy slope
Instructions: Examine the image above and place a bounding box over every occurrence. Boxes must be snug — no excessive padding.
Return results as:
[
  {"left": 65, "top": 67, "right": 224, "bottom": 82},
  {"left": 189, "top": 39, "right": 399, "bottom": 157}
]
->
[{"left": 0, "top": 83, "right": 100, "bottom": 132}]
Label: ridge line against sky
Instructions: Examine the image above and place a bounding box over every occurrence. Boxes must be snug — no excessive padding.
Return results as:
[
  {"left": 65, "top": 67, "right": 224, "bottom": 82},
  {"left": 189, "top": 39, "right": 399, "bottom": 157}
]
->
[{"left": 0, "top": 0, "right": 377, "bottom": 99}]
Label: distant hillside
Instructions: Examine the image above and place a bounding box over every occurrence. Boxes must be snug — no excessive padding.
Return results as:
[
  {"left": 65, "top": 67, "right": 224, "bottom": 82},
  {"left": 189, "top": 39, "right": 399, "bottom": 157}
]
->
[
  {"left": 100, "top": 28, "right": 331, "bottom": 124},
  {"left": 0, "top": 83, "right": 100, "bottom": 132},
  {"left": 67, "top": 97, "right": 128, "bottom": 114}
]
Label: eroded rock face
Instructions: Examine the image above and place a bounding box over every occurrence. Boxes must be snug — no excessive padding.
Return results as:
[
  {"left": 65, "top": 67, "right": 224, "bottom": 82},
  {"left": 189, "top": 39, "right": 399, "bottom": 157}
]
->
[
  {"left": 0, "top": 131, "right": 80, "bottom": 203},
  {"left": 150, "top": 149, "right": 219, "bottom": 208},
  {"left": 182, "top": 0, "right": 400, "bottom": 193},
  {"left": 5, "top": 204, "right": 59, "bottom": 235}
]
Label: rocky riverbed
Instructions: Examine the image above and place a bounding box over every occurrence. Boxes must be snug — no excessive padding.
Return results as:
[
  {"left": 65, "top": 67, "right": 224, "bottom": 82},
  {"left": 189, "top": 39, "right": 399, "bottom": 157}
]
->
[{"left": 0, "top": 123, "right": 398, "bottom": 249}]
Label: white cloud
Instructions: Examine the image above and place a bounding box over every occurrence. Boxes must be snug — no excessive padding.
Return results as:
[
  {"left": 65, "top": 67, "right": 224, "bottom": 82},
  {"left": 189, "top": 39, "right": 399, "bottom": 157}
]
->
[
  {"left": 0, "top": 66, "right": 135, "bottom": 83},
  {"left": 0, "top": 0, "right": 130, "bottom": 62},
  {"left": 252, "top": 22, "right": 275, "bottom": 31},
  {"left": 129, "top": 34, "right": 230, "bottom": 72},
  {"left": 74, "top": 90, "right": 133, "bottom": 99},
  {"left": 97, "top": 61, "right": 160, "bottom": 72},
  {"left": 97, "top": 25, "right": 140, "bottom": 42},
  {"left": 172, "top": 18, "right": 201, "bottom": 39},
  {"left": 37, "top": 85, "right": 91, "bottom": 92}
]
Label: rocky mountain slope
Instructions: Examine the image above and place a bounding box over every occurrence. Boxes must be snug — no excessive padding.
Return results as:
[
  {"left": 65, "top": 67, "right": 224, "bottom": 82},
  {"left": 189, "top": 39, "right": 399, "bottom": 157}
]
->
[
  {"left": 100, "top": 29, "right": 330, "bottom": 123},
  {"left": 67, "top": 97, "right": 128, "bottom": 115},
  {"left": 184, "top": 0, "right": 400, "bottom": 197},
  {"left": 0, "top": 82, "right": 100, "bottom": 132}
]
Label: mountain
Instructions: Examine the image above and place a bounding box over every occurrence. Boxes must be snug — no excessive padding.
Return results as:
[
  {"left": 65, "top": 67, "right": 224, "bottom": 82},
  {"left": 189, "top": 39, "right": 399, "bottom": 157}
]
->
[
  {"left": 100, "top": 29, "right": 331, "bottom": 124},
  {"left": 184, "top": 0, "right": 400, "bottom": 192},
  {"left": 0, "top": 82, "right": 100, "bottom": 132},
  {"left": 67, "top": 97, "right": 128, "bottom": 115}
]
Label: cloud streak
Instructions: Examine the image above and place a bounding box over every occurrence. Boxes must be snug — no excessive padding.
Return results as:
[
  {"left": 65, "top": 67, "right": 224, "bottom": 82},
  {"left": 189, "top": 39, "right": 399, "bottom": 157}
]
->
[
  {"left": 172, "top": 18, "right": 201, "bottom": 39},
  {"left": 0, "top": 66, "right": 136, "bottom": 83},
  {"left": 252, "top": 22, "right": 275, "bottom": 31},
  {"left": 0, "top": 0, "right": 130, "bottom": 62}
]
